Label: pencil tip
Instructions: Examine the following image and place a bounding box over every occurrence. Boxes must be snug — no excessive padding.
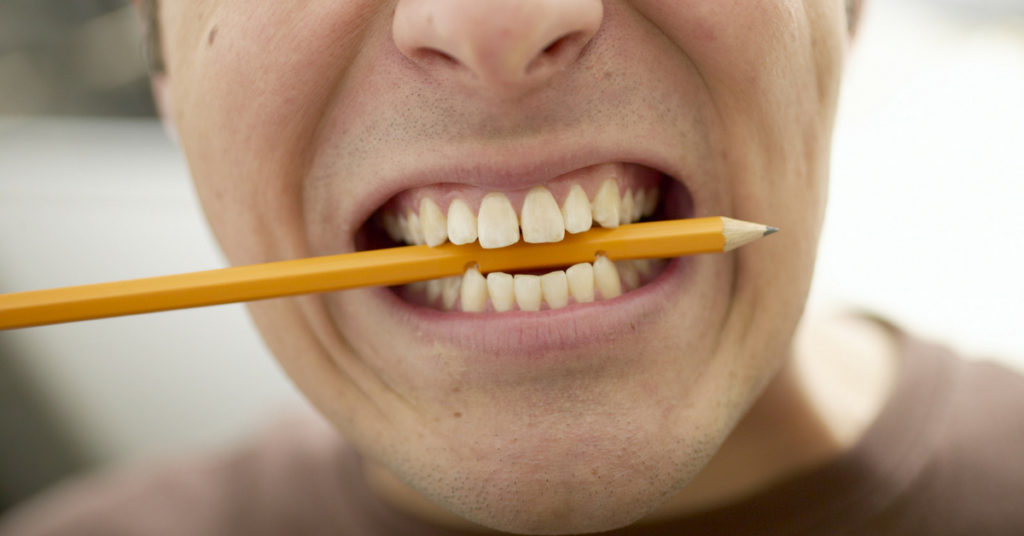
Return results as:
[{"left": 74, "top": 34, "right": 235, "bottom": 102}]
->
[{"left": 764, "top": 226, "right": 779, "bottom": 236}]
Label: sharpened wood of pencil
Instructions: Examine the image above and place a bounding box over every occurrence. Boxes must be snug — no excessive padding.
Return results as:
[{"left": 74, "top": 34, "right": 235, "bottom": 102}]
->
[{"left": 0, "top": 217, "right": 775, "bottom": 330}]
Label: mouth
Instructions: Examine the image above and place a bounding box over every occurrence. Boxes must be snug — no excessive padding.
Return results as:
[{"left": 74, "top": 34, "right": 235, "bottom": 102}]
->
[{"left": 356, "top": 162, "right": 694, "bottom": 314}]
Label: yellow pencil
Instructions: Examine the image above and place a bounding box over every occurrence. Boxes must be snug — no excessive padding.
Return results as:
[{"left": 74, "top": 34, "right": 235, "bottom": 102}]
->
[{"left": 0, "top": 217, "right": 775, "bottom": 330}]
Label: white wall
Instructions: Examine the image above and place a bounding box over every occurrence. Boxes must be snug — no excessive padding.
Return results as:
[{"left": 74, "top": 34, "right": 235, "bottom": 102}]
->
[
  {"left": 814, "top": 0, "right": 1024, "bottom": 363},
  {"left": 0, "top": 119, "right": 303, "bottom": 465}
]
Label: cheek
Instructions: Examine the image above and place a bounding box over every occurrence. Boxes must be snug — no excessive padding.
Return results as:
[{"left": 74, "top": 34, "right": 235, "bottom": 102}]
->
[
  {"left": 165, "top": 2, "right": 384, "bottom": 265},
  {"left": 632, "top": 0, "right": 840, "bottom": 203},
  {"left": 634, "top": 0, "right": 842, "bottom": 373}
]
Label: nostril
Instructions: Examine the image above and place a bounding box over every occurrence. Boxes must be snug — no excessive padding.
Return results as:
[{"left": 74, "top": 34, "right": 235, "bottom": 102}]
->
[
  {"left": 412, "top": 47, "right": 460, "bottom": 67},
  {"left": 542, "top": 34, "right": 575, "bottom": 56},
  {"left": 430, "top": 48, "right": 459, "bottom": 64},
  {"left": 393, "top": 0, "right": 604, "bottom": 90},
  {"left": 527, "top": 32, "right": 586, "bottom": 75}
]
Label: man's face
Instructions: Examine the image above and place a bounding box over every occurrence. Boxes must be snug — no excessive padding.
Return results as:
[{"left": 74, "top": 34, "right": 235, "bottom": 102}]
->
[{"left": 157, "top": 1, "right": 846, "bottom": 532}]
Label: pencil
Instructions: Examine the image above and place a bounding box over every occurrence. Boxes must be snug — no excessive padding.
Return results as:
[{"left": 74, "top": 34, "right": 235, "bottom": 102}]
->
[{"left": 0, "top": 217, "right": 775, "bottom": 330}]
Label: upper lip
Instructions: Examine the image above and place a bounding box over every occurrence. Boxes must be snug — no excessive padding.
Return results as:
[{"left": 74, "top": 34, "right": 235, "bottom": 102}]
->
[{"left": 350, "top": 136, "right": 692, "bottom": 241}]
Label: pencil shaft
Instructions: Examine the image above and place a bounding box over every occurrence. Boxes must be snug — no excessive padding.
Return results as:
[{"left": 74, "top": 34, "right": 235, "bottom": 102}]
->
[{"left": 0, "top": 217, "right": 745, "bottom": 330}]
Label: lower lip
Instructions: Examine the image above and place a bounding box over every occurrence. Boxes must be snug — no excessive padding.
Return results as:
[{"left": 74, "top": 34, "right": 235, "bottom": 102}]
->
[{"left": 372, "top": 255, "right": 695, "bottom": 359}]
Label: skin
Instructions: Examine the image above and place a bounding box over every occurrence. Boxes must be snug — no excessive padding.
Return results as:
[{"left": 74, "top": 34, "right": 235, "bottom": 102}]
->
[{"left": 149, "top": 1, "right": 877, "bottom": 533}]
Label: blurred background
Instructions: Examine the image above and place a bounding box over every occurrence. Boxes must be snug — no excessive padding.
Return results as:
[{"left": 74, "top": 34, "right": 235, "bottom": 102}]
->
[
  {"left": 1, "top": 0, "right": 1023, "bottom": 517},
  {"left": 0, "top": 0, "right": 154, "bottom": 116}
]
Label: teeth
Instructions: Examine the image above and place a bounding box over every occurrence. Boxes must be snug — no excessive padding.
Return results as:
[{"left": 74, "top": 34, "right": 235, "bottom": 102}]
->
[
  {"left": 642, "top": 187, "right": 659, "bottom": 217},
  {"left": 540, "top": 270, "right": 569, "bottom": 310},
  {"left": 407, "top": 280, "right": 429, "bottom": 297},
  {"left": 566, "top": 263, "right": 595, "bottom": 303},
  {"left": 561, "top": 184, "right": 593, "bottom": 234},
  {"left": 520, "top": 186, "right": 565, "bottom": 244},
  {"left": 486, "top": 272, "right": 516, "bottom": 312},
  {"left": 441, "top": 276, "right": 461, "bottom": 310},
  {"left": 634, "top": 258, "right": 654, "bottom": 279},
  {"left": 460, "top": 266, "right": 488, "bottom": 312},
  {"left": 410, "top": 257, "right": 665, "bottom": 313},
  {"left": 478, "top": 193, "right": 520, "bottom": 249},
  {"left": 616, "top": 260, "right": 640, "bottom": 291},
  {"left": 513, "top": 275, "right": 543, "bottom": 312},
  {"left": 390, "top": 167, "right": 673, "bottom": 311},
  {"left": 631, "top": 189, "right": 645, "bottom": 222},
  {"left": 395, "top": 214, "right": 410, "bottom": 243},
  {"left": 419, "top": 198, "right": 448, "bottom": 247},
  {"left": 386, "top": 180, "right": 660, "bottom": 247},
  {"left": 406, "top": 211, "right": 425, "bottom": 245},
  {"left": 382, "top": 212, "right": 404, "bottom": 242},
  {"left": 446, "top": 199, "right": 478, "bottom": 245},
  {"left": 593, "top": 255, "right": 622, "bottom": 299},
  {"left": 592, "top": 178, "right": 621, "bottom": 229},
  {"left": 619, "top": 188, "right": 634, "bottom": 226},
  {"left": 425, "top": 278, "right": 443, "bottom": 304}
]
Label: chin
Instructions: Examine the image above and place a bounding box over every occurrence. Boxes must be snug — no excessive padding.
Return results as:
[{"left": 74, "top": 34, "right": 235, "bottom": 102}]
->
[{"left": 384, "top": 394, "right": 726, "bottom": 535}]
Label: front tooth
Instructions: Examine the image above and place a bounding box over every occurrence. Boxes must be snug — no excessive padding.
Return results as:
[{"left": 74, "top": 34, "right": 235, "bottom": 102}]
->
[
  {"left": 396, "top": 214, "right": 411, "bottom": 243},
  {"left": 478, "top": 193, "right": 520, "bottom": 249},
  {"left": 619, "top": 188, "right": 634, "bottom": 225},
  {"left": 616, "top": 260, "right": 640, "bottom": 291},
  {"left": 486, "top": 272, "right": 515, "bottom": 312},
  {"left": 561, "top": 184, "right": 593, "bottom": 234},
  {"left": 460, "top": 266, "right": 488, "bottom": 312},
  {"left": 593, "top": 255, "right": 622, "bottom": 299},
  {"left": 419, "top": 198, "right": 448, "bottom": 247},
  {"left": 407, "top": 280, "right": 428, "bottom": 297},
  {"left": 513, "top": 274, "right": 542, "bottom": 311},
  {"left": 566, "top": 262, "right": 595, "bottom": 303},
  {"left": 406, "top": 211, "right": 425, "bottom": 245},
  {"left": 632, "top": 189, "right": 646, "bottom": 222},
  {"left": 441, "top": 276, "right": 461, "bottom": 310},
  {"left": 592, "top": 178, "right": 620, "bottom": 229},
  {"left": 426, "top": 278, "right": 443, "bottom": 304},
  {"left": 642, "top": 188, "right": 659, "bottom": 217},
  {"left": 447, "top": 199, "right": 478, "bottom": 245},
  {"left": 382, "top": 212, "right": 404, "bottom": 242},
  {"left": 540, "top": 270, "right": 569, "bottom": 310},
  {"left": 520, "top": 186, "right": 565, "bottom": 244},
  {"left": 634, "top": 258, "right": 654, "bottom": 278}
]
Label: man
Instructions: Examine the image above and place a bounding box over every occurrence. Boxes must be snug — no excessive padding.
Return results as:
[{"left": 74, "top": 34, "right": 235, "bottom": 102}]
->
[{"left": 3, "top": 0, "right": 1023, "bottom": 534}]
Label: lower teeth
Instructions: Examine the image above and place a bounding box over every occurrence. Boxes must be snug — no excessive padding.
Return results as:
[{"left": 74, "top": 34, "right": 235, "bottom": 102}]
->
[{"left": 400, "top": 256, "right": 667, "bottom": 313}]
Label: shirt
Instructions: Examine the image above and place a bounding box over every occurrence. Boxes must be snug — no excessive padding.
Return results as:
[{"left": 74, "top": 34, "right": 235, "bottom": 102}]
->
[{"left": 3, "top": 331, "right": 1023, "bottom": 535}]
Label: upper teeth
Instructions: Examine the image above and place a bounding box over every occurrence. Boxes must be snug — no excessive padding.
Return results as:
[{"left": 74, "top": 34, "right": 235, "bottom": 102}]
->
[
  {"left": 418, "top": 198, "right": 448, "bottom": 247},
  {"left": 561, "top": 184, "right": 593, "bottom": 234},
  {"left": 592, "top": 178, "right": 622, "bottom": 229},
  {"left": 477, "top": 192, "right": 521, "bottom": 249},
  {"left": 382, "top": 178, "right": 659, "bottom": 249},
  {"left": 520, "top": 186, "right": 565, "bottom": 244},
  {"left": 446, "top": 199, "right": 478, "bottom": 245}
]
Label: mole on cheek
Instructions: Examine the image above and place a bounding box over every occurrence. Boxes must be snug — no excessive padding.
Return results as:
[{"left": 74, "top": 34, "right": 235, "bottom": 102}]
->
[{"left": 207, "top": 25, "right": 218, "bottom": 46}]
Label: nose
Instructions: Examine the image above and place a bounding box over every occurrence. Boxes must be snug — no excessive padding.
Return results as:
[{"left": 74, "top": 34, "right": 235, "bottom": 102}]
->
[{"left": 393, "top": 0, "right": 603, "bottom": 95}]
